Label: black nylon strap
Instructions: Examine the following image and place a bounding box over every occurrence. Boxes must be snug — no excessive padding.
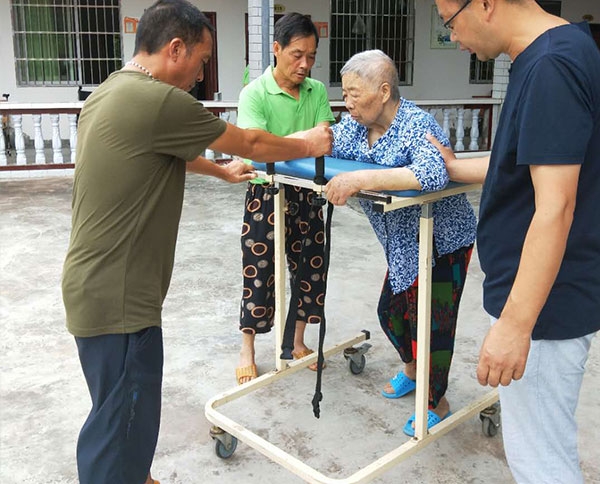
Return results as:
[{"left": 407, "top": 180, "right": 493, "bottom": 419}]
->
[
  {"left": 279, "top": 156, "right": 334, "bottom": 418},
  {"left": 281, "top": 156, "right": 327, "bottom": 360},
  {"left": 280, "top": 218, "right": 307, "bottom": 360},
  {"left": 312, "top": 201, "right": 334, "bottom": 418}
]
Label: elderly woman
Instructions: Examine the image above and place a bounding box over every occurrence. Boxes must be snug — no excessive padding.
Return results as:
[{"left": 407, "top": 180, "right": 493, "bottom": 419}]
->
[{"left": 325, "top": 50, "right": 477, "bottom": 436}]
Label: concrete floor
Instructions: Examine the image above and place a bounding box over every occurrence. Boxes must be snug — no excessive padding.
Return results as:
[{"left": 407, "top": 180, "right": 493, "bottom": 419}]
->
[{"left": 0, "top": 174, "right": 598, "bottom": 484}]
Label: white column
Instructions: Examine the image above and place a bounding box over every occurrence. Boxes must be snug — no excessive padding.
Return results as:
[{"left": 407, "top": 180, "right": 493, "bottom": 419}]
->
[
  {"left": 50, "top": 114, "right": 64, "bottom": 163},
  {"left": 68, "top": 114, "right": 78, "bottom": 164},
  {"left": 33, "top": 114, "right": 46, "bottom": 164},
  {"left": 455, "top": 108, "right": 465, "bottom": 152},
  {"left": 469, "top": 109, "right": 480, "bottom": 151},
  {"left": 247, "top": 0, "right": 273, "bottom": 82},
  {"left": 12, "top": 114, "right": 26, "bottom": 165}
]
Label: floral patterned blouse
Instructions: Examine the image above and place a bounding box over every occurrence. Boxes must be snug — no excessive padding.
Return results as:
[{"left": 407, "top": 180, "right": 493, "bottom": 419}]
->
[{"left": 332, "top": 98, "right": 477, "bottom": 294}]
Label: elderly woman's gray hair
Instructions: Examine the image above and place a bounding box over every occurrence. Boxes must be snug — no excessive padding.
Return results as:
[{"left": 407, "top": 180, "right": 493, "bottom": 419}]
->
[{"left": 340, "top": 50, "right": 400, "bottom": 102}]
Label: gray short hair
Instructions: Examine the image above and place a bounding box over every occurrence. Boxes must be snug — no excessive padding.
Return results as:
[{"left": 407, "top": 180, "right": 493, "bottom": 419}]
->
[{"left": 340, "top": 50, "right": 400, "bottom": 101}]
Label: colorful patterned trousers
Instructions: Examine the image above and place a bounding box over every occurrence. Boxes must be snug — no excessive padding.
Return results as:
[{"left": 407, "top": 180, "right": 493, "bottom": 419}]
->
[
  {"left": 377, "top": 244, "right": 473, "bottom": 408},
  {"left": 239, "top": 183, "right": 327, "bottom": 334}
]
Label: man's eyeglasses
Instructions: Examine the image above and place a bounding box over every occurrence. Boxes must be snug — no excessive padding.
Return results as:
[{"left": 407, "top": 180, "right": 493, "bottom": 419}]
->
[{"left": 443, "top": 0, "right": 472, "bottom": 30}]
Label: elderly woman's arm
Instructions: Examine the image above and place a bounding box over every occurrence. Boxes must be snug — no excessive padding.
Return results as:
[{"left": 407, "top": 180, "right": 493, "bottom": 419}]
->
[{"left": 324, "top": 167, "right": 420, "bottom": 206}]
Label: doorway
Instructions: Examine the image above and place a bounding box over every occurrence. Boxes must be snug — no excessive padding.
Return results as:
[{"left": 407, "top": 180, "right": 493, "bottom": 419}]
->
[{"left": 190, "top": 11, "right": 219, "bottom": 101}]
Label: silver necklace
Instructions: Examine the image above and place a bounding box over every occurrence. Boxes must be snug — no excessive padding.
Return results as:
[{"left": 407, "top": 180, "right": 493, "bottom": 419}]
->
[{"left": 126, "top": 61, "right": 154, "bottom": 79}]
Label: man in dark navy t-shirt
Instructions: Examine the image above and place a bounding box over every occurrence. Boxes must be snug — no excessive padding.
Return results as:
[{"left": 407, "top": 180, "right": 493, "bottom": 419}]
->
[{"left": 432, "top": 1, "right": 599, "bottom": 483}]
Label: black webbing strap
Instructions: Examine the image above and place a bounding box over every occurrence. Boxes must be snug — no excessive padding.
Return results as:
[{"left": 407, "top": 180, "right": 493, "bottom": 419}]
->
[
  {"left": 280, "top": 219, "right": 308, "bottom": 360},
  {"left": 311, "top": 200, "right": 334, "bottom": 418},
  {"left": 277, "top": 156, "right": 334, "bottom": 418},
  {"left": 280, "top": 157, "right": 327, "bottom": 360}
]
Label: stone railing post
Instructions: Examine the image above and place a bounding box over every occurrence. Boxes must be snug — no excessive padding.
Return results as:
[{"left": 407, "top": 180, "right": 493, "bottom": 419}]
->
[
  {"left": 0, "top": 126, "right": 6, "bottom": 165},
  {"left": 12, "top": 114, "right": 26, "bottom": 165},
  {"left": 69, "top": 114, "right": 78, "bottom": 164},
  {"left": 442, "top": 108, "right": 451, "bottom": 140},
  {"left": 51, "top": 114, "right": 64, "bottom": 163},
  {"left": 469, "top": 109, "right": 481, "bottom": 151},
  {"left": 33, "top": 114, "right": 46, "bottom": 164},
  {"left": 455, "top": 107, "right": 465, "bottom": 151}
]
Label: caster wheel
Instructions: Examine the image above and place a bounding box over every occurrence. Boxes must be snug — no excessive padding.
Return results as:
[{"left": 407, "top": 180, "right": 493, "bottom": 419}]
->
[
  {"left": 348, "top": 354, "right": 366, "bottom": 375},
  {"left": 481, "top": 417, "right": 499, "bottom": 437},
  {"left": 214, "top": 435, "right": 238, "bottom": 459}
]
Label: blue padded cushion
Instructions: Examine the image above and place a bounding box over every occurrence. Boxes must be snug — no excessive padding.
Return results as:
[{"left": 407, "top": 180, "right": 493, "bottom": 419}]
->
[{"left": 253, "top": 157, "right": 425, "bottom": 197}]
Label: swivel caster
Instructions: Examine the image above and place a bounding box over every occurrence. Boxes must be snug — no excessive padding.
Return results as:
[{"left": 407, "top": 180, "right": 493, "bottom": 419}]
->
[
  {"left": 210, "top": 425, "right": 238, "bottom": 459},
  {"left": 343, "top": 343, "right": 372, "bottom": 375},
  {"left": 479, "top": 402, "right": 501, "bottom": 437}
]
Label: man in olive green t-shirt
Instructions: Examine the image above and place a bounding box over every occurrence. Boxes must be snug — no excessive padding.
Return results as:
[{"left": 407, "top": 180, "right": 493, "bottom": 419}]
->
[
  {"left": 62, "top": 2, "right": 332, "bottom": 483},
  {"left": 236, "top": 13, "right": 336, "bottom": 385}
]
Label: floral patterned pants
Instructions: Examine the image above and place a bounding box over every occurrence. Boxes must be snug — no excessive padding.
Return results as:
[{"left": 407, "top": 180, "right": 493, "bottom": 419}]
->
[
  {"left": 239, "top": 183, "right": 327, "bottom": 334},
  {"left": 377, "top": 244, "right": 473, "bottom": 408}
]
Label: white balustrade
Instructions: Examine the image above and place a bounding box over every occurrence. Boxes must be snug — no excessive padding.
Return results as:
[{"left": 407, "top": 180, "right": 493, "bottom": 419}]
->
[
  {"left": 33, "top": 114, "right": 46, "bottom": 164},
  {"left": 469, "top": 109, "right": 481, "bottom": 151},
  {"left": 0, "top": 99, "right": 500, "bottom": 176},
  {"left": 442, "top": 108, "right": 451, "bottom": 140},
  {"left": 455, "top": 107, "right": 465, "bottom": 152},
  {"left": 51, "top": 114, "right": 64, "bottom": 163},
  {"left": 68, "top": 114, "right": 78, "bottom": 165},
  {"left": 13, "top": 115, "right": 26, "bottom": 165},
  {"left": 0, "top": 126, "right": 6, "bottom": 165}
]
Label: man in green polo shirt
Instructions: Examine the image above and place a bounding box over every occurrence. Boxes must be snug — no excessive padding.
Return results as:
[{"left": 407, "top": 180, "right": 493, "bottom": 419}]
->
[{"left": 236, "top": 12, "right": 335, "bottom": 384}]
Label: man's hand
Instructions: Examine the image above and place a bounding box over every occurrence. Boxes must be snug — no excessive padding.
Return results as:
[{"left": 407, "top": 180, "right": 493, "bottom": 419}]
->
[
  {"left": 426, "top": 133, "right": 489, "bottom": 183},
  {"left": 324, "top": 172, "right": 364, "bottom": 205},
  {"left": 221, "top": 159, "right": 257, "bottom": 183},
  {"left": 288, "top": 126, "right": 333, "bottom": 157},
  {"left": 477, "top": 318, "right": 531, "bottom": 387},
  {"left": 426, "top": 133, "right": 460, "bottom": 175}
]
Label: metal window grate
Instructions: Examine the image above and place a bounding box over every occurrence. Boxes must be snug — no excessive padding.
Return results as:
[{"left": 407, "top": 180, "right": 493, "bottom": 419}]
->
[
  {"left": 469, "top": 55, "right": 495, "bottom": 84},
  {"left": 11, "top": 0, "right": 122, "bottom": 87},
  {"left": 329, "top": 0, "right": 415, "bottom": 86}
]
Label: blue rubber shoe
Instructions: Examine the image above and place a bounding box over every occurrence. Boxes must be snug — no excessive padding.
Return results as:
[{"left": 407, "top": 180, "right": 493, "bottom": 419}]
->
[
  {"left": 381, "top": 371, "right": 416, "bottom": 399},
  {"left": 403, "top": 410, "right": 452, "bottom": 437}
]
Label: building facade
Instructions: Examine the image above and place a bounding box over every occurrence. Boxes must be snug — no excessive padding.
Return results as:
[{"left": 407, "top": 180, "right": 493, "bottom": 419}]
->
[{"left": 2, "top": 0, "right": 598, "bottom": 106}]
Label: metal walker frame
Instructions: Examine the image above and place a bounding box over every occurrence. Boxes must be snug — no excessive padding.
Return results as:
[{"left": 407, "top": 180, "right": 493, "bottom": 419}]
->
[{"left": 205, "top": 170, "right": 499, "bottom": 483}]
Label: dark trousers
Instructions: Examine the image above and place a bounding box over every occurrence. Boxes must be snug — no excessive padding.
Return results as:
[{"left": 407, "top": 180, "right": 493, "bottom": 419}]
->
[{"left": 75, "top": 327, "right": 163, "bottom": 484}]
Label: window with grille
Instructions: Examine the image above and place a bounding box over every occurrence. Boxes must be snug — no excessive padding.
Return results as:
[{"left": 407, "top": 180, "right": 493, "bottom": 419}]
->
[
  {"left": 11, "top": 0, "right": 122, "bottom": 87},
  {"left": 470, "top": 55, "right": 495, "bottom": 84},
  {"left": 329, "top": 0, "right": 415, "bottom": 86}
]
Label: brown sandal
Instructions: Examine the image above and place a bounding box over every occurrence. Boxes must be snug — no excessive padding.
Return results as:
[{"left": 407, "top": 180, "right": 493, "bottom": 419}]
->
[
  {"left": 292, "top": 348, "right": 326, "bottom": 371},
  {"left": 235, "top": 364, "right": 258, "bottom": 384}
]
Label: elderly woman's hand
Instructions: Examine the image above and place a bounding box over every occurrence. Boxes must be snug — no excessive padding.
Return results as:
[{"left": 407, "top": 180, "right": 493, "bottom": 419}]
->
[{"left": 324, "top": 171, "right": 365, "bottom": 205}]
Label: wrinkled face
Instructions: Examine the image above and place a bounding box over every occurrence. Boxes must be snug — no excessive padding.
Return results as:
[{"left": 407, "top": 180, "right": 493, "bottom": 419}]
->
[
  {"left": 175, "top": 29, "right": 213, "bottom": 92},
  {"left": 341, "top": 72, "right": 384, "bottom": 128},
  {"left": 273, "top": 34, "right": 317, "bottom": 86}
]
